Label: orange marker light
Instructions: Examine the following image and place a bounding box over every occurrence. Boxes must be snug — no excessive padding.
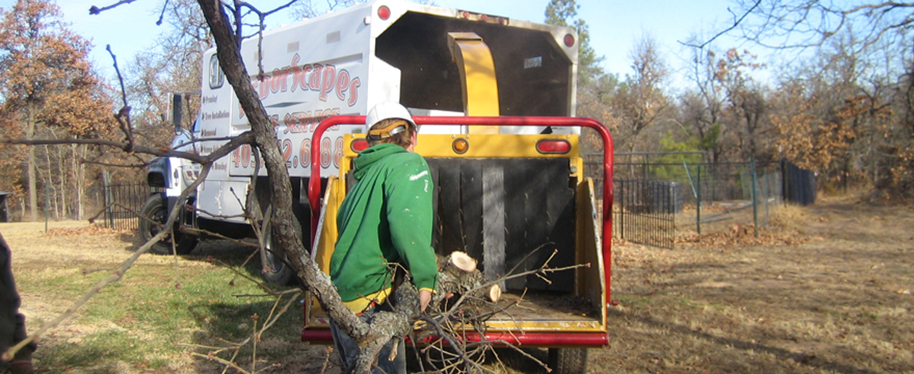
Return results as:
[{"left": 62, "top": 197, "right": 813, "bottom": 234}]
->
[{"left": 452, "top": 138, "right": 469, "bottom": 154}]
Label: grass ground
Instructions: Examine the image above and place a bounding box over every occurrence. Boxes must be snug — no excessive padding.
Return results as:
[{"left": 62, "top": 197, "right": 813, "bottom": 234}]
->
[
  {"left": 2, "top": 222, "right": 326, "bottom": 374},
  {"left": 2, "top": 193, "right": 912, "bottom": 373}
]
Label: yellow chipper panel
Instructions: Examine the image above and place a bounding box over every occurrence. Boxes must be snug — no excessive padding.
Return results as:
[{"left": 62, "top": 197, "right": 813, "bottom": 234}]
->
[{"left": 447, "top": 32, "right": 500, "bottom": 133}]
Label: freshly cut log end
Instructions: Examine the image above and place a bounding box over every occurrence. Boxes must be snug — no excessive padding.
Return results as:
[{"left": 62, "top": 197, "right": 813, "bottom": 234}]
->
[
  {"left": 449, "top": 251, "right": 477, "bottom": 273},
  {"left": 488, "top": 284, "right": 502, "bottom": 302}
]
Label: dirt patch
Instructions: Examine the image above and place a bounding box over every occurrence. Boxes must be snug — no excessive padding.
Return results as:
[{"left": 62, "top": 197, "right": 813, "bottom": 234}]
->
[{"left": 601, "top": 195, "right": 914, "bottom": 374}]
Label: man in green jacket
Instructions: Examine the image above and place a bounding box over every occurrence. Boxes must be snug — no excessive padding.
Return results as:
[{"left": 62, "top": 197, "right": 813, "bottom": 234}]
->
[{"left": 329, "top": 102, "right": 437, "bottom": 374}]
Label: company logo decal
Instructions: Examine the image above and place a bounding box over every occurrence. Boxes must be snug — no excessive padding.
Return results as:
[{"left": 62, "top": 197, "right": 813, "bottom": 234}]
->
[{"left": 250, "top": 54, "right": 361, "bottom": 106}]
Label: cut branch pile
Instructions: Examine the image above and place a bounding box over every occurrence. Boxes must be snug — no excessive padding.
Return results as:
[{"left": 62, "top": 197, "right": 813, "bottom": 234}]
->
[
  {"left": 407, "top": 248, "right": 586, "bottom": 373},
  {"left": 434, "top": 251, "right": 501, "bottom": 309}
]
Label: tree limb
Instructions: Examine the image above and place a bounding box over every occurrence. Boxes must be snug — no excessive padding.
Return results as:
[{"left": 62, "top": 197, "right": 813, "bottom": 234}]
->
[
  {"left": 195, "top": 2, "right": 376, "bottom": 372},
  {"left": 0, "top": 131, "right": 254, "bottom": 165},
  {"left": 88, "top": 0, "right": 138, "bottom": 15},
  {"left": 679, "top": 0, "right": 762, "bottom": 49}
]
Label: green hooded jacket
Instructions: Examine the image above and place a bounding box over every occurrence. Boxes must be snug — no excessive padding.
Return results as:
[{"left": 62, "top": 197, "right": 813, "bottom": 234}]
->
[{"left": 331, "top": 143, "right": 437, "bottom": 303}]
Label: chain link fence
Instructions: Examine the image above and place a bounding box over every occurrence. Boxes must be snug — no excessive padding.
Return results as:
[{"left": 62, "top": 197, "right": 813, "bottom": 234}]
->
[{"left": 585, "top": 154, "right": 790, "bottom": 245}]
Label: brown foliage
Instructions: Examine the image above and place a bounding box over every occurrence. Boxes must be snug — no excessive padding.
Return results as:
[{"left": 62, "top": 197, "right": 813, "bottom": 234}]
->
[{"left": 0, "top": 0, "right": 118, "bottom": 219}]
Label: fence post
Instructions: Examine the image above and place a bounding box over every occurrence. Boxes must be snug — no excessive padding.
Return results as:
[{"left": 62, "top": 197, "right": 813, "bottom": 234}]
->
[
  {"left": 762, "top": 172, "right": 771, "bottom": 227},
  {"left": 697, "top": 165, "right": 701, "bottom": 235},
  {"left": 44, "top": 183, "right": 49, "bottom": 233},
  {"left": 751, "top": 157, "right": 759, "bottom": 238},
  {"left": 619, "top": 179, "right": 625, "bottom": 241},
  {"left": 105, "top": 171, "right": 114, "bottom": 228}
]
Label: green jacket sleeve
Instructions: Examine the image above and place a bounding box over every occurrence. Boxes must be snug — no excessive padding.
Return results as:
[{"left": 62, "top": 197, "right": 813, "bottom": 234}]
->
[{"left": 384, "top": 154, "right": 438, "bottom": 292}]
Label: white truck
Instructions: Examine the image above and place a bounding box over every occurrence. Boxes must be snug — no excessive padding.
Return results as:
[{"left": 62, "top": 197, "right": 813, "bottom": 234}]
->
[{"left": 143, "top": 1, "right": 614, "bottom": 372}]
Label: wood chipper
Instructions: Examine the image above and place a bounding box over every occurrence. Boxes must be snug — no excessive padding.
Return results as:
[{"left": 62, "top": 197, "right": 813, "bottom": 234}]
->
[{"left": 303, "top": 115, "right": 614, "bottom": 373}]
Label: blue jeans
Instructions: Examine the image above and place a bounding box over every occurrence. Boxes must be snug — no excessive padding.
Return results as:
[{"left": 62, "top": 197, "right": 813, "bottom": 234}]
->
[{"left": 330, "top": 305, "right": 406, "bottom": 374}]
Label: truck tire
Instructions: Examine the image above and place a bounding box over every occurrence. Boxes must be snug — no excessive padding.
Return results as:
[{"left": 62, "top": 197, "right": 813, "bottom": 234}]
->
[
  {"left": 548, "top": 348, "right": 588, "bottom": 374},
  {"left": 259, "top": 203, "right": 308, "bottom": 286},
  {"left": 260, "top": 218, "right": 294, "bottom": 285},
  {"left": 139, "top": 194, "right": 197, "bottom": 255}
]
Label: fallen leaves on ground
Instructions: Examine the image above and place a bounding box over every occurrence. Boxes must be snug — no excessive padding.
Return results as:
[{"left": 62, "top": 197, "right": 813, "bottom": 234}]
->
[
  {"left": 675, "top": 224, "right": 809, "bottom": 247},
  {"left": 45, "top": 225, "right": 126, "bottom": 237}
]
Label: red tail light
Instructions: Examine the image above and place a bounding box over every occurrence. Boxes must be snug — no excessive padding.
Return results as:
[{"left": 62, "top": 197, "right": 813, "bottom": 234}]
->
[
  {"left": 564, "top": 34, "right": 575, "bottom": 47},
  {"left": 536, "top": 139, "right": 570, "bottom": 154},
  {"left": 351, "top": 139, "right": 369, "bottom": 152},
  {"left": 378, "top": 6, "right": 391, "bottom": 20}
]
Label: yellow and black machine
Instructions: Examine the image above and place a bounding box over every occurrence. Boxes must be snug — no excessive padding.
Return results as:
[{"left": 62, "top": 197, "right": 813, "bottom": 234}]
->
[{"left": 296, "top": 1, "right": 615, "bottom": 372}]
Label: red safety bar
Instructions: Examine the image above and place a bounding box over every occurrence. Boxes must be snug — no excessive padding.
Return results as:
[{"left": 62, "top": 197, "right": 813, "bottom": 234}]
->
[
  {"left": 309, "top": 116, "right": 614, "bottom": 307},
  {"left": 301, "top": 329, "right": 609, "bottom": 347}
]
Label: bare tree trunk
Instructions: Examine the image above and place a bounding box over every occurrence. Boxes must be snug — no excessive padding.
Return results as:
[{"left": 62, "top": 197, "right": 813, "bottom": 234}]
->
[
  {"left": 27, "top": 102, "right": 38, "bottom": 222},
  {"left": 196, "top": 3, "right": 390, "bottom": 372},
  {"left": 73, "top": 144, "right": 83, "bottom": 220},
  {"left": 44, "top": 145, "right": 57, "bottom": 219},
  {"left": 58, "top": 143, "right": 68, "bottom": 219}
]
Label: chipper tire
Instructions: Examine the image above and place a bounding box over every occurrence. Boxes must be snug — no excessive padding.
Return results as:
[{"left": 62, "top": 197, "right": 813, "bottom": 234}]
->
[{"left": 548, "top": 348, "right": 588, "bottom": 374}]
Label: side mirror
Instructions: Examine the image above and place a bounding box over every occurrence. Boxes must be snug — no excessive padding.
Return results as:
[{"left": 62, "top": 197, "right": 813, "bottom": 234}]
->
[{"left": 172, "top": 93, "right": 184, "bottom": 134}]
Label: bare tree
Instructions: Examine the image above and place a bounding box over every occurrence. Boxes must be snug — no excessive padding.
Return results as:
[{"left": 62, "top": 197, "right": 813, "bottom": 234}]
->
[
  {"left": 613, "top": 34, "right": 671, "bottom": 154},
  {"left": 734, "top": 0, "right": 914, "bottom": 51},
  {"left": 290, "top": 0, "right": 365, "bottom": 19},
  {"left": 125, "top": 0, "right": 211, "bottom": 150},
  {"left": 711, "top": 48, "right": 777, "bottom": 161},
  {"left": 679, "top": 38, "right": 729, "bottom": 162}
]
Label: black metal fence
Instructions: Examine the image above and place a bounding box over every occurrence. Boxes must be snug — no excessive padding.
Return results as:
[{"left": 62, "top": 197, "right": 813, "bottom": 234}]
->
[
  {"left": 611, "top": 179, "right": 679, "bottom": 249},
  {"left": 100, "top": 183, "right": 148, "bottom": 231}
]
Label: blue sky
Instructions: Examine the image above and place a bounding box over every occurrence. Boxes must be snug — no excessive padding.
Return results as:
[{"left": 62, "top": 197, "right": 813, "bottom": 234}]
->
[{"left": 2, "top": 0, "right": 747, "bottom": 86}]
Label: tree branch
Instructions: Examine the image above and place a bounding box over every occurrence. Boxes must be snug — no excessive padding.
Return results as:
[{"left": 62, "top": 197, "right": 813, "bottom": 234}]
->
[
  {"left": 195, "top": 3, "right": 373, "bottom": 372},
  {"left": 679, "top": 0, "right": 762, "bottom": 48},
  {"left": 88, "top": 0, "right": 138, "bottom": 15},
  {"left": 0, "top": 131, "right": 254, "bottom": 165}
]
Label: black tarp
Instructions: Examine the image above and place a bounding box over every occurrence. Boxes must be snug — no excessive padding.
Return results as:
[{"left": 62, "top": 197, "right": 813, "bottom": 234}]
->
[
  {"left": 782, "top": 159, "right": 817, "bottom": 206},
  {"left": 0, "top": 192, "right": 10, "bottom": 222}
]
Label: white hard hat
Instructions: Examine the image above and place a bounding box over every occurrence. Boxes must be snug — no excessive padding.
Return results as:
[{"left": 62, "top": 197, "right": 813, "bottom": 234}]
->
[{"left": 365, "top": 102, "right": 417, "bottom": 139}]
